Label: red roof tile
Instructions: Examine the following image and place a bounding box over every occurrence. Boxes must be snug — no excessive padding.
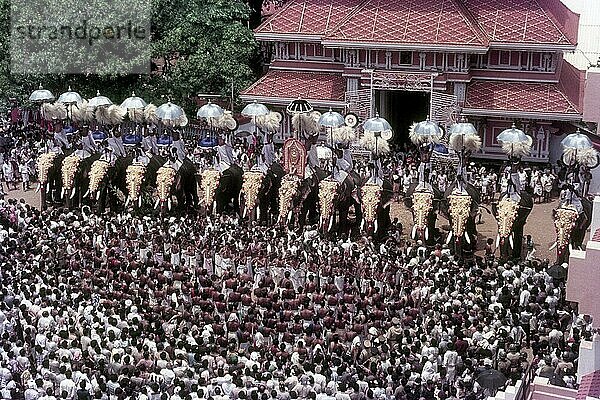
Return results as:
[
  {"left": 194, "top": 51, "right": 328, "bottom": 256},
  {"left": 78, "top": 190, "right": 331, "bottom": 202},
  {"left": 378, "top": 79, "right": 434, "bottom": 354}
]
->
[
  {"left": 255, "top": 0, "right": 364, "bottom": 37},
  {"left": 464, "top": 81, "right": 581, "bottom": 118},
  {"left": 461, "top": 0, "right": 575, "bottom": 46},
  {"left": 241, "top": 70, "right": 346, "bottom": 105},
  {"left": 322, "top": 0, "right": 488, "bottom": 49},
  {"left": 577, "top": 369, "right": 600, "bottom": 400}
]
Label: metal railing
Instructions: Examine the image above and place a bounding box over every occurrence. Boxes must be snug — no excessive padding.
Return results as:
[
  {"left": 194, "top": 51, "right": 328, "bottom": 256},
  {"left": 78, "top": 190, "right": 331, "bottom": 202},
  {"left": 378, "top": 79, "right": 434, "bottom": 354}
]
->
[{"left": 514, "top": 364, "right": 535, "bottom": 400}]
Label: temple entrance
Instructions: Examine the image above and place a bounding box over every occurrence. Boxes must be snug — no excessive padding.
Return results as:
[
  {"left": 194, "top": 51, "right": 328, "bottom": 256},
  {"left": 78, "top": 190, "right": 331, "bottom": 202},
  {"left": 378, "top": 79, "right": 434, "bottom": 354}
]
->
[{"left": 375, "top": 90, "right": 430, "bottom": 147}]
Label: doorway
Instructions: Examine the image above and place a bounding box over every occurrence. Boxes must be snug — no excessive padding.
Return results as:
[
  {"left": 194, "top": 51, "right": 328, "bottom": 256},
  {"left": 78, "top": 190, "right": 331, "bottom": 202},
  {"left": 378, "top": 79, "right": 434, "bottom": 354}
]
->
[{"left": 375, "top": 90, "right": 430, "bottom": 146}]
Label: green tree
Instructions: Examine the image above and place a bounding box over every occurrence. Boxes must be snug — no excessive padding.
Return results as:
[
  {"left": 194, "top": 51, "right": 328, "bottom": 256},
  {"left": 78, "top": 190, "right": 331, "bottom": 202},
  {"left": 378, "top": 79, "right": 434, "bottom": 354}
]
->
[{"left": 0, "top": 0, "right": 258, "bottom": 114}]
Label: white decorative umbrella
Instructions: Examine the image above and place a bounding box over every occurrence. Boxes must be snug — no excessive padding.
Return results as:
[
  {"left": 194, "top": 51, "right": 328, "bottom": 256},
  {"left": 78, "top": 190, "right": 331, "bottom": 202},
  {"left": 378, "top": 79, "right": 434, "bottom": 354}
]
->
[
  {"left": 364, "top": 114, "right": 392, "bottom": 133},
  {"left": 29, "top": 85, "right": 55, "bottom": 102},
  {"left": 448, "top": 122, "right": 481, "bottom": 153},
  {"left": 156, "top": 101, "right": 185, "bottom": 121},
  {"left": 497, "top": 124, "right": 532, "bottom": 158},
  {"left": 449, "top": 122, "right": 477, "bottom": 136},
  {"left": 88, "top": 90, "right": 113, "bottom": 108},
  {"left": 410, "top": 119, "right": 442, "bottom": 144},
  {"left": 57, "top": 87, "right": 83, "bottom": 105},
  {"left": 241, "top": 100, "right": 269, "bottom": 117},
  {"left": 286, "top": 97, "right": 313, "bottom": 115},
  {"left": 197, "top": 100, "right": 224, "bottom": 119},
  {"left": 120, "top": 92, "right": 147, "bottom": 109},
  {"left": 318, "top": 109, "right": 345, "bottom": 128},
  {"left": 561, "top": 129, "right": 593, "bottom": 150}
]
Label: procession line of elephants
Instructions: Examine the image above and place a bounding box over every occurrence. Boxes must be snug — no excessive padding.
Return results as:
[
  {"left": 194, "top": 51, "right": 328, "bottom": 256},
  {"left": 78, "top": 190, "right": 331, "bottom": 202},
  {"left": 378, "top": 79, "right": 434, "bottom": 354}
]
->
[{"left": 37, "top": 150, "right": 394, "bottom": 239}]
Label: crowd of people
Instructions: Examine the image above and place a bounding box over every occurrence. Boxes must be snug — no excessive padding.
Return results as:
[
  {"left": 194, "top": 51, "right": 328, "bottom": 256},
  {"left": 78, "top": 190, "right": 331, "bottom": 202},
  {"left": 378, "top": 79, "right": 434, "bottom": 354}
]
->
[{"left": 0, "top": 193, "right": 591, "bottom": 399}]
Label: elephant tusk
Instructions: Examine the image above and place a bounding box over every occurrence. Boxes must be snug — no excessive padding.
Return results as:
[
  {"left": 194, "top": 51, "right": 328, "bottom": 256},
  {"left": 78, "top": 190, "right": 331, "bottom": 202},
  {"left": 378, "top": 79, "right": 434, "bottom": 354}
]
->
[
  {"left": 464, "top": 232, "right": 470, "bottom": 245},
  {"left": 96, "top": 191, "right": 101, "bottom": 201},
  {"left": 243, "top": 207, "right": 247, "bottom": 219},
  {"left": 138, "top": 197, "right": 142, "bottom": 208},
  {"left": 446, "top": 231, "right": 453, "bottom": 245},
  {"left": 496, "top": 234, "right": 500, "bottom": 249},
  {"left": 256, "top": 207, "right": 260, "bottom": 221},
  {"left": 36, "top": 183, "right": 41, "bottom": 193},
  {"left": 549, "top": 241, "right": 557, "bottom": 251},
  {"left": 411, "top": 225, "right": 417, "bottom": 240},
  {"left": 70, "top": 188, "right": 76, "bottom": 200},
  {"left": 319, "top": 215, "right": 323, "bottom": 229},
  {"left": 154, "top": 199, "right": 160, "bottom": 209},
  {"left": 509, "top": 234, "right": 514, "bottom": 249},
  {"left": 212, "top": 201, "right": 217, "bottom": 215},
  {"left": 287, "top": 210, "right": 293, "bottom": 224},
  {"left": 61, "top": 188, "right": 65, "bottom": 199},
  {"left": 125, "top": 197, "right": 130, "bottom": 207},
  {"left": 83, "top": 189, "right": 90, "bottom": 198},
  {"left": 328, "top": 216, "right": 334, "bottom": 232},
  {"left": 168, "top": 198, "right": 172, "bottom": 211},
  {"left": 374, "top": 219, "right": 378, "bottom": 233},
  {"left": 360, "top": 219, "right": 365, "bottom": 232},
  {"left": 46, "top": 183, "right": 50, "bottom": 192},
  {"left": 425, "top": 227, "right": 429, "bottom": 242}
]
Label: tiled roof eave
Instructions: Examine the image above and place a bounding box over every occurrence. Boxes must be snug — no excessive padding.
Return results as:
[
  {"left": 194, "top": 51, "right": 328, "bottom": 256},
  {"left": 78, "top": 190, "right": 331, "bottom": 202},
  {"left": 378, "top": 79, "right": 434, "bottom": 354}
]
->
[
  {"left": 255, "top": 32, "right": 323, "bottom": 42},
  {"left": 462, "top": 107, "right": 582, "bottom": 121},
  {"left": 321, "top": 39, "right": 489, "bottom": 53},
  {"left": 488, "top": 41, "right": 577, "bottom": 51}
]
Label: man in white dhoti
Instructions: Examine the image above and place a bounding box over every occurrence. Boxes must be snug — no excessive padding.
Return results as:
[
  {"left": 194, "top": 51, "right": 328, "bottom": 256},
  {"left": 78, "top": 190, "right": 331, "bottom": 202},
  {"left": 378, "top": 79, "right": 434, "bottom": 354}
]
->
[
  {"left": 79, "top": 125, "right": 97, "bottom": 154},
  {"left": 107, "top": 130, "right": 126, "bottom": 158},
  {"left": 216, "top": 137, "right": 235, "bottom": 172}
]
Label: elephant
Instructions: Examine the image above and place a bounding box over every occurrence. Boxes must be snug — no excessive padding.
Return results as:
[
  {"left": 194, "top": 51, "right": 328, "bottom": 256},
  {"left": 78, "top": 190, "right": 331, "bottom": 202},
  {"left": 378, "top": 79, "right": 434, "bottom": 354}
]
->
[
  {"left": 492, "top": 191, "right": 534, "bottom": 262},
  {"left": 442, "top": 181, "right": 481, "bottom": 259},
  {"left": 360, "top": 178, "right": 394, "bottom": 241},
  {"left": 404, "top": 182, "right": 445, "bottom": 246},
  {"left": 37, "top": 149, "right": 73, "bottom": 210},
  {"left": 288, "top": 167, "right": 328, "bottom": 229},
  {"left": 240, "top": 162, "right": 285, "bottom": 223},
  {"left": 552, "top": 187, "right": 593, "bottom": 264},
  {"left": 214, "top": 164, "right": 243, "bottom": 215}
]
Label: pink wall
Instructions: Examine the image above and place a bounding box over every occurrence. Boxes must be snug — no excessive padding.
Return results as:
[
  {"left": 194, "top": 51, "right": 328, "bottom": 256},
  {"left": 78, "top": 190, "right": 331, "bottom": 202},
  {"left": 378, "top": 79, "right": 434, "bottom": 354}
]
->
[
  {"left": 583, "top": 69, "right": 600, "bottom": 125},
  {"left": 559, "top": 62, "right": 585, "bottom": 112}
]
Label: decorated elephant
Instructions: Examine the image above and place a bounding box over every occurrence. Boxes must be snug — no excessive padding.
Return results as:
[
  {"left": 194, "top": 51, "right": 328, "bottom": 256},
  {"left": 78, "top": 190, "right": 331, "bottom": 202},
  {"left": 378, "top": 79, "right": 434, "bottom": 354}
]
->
[
  {"left": 404, "top": 181, "right": 445, "bottom": 246},
  {"left": 360, "top": 178, "right": 393, "bottom": 240},
  {"left": 442, "top": 180, "right": 481, "bottom": 259},
  {"left": 492, "top": 190, "right": 534, "bottom": 261},
  {"left": 37, "top": 150, "right": 65, "bottom": 210},
  {"left": 240, "top": 162, "right": 285, "bottom": 223},
  {"left": 551, "top": 187, "right": 593, "bottom": 264}
]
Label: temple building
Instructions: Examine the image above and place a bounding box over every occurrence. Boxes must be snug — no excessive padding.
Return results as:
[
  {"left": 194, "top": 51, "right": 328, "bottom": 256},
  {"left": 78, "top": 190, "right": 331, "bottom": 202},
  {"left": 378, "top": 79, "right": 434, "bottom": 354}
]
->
[{"left": 241, "top": 0, "right": 584, "bottom": 163}]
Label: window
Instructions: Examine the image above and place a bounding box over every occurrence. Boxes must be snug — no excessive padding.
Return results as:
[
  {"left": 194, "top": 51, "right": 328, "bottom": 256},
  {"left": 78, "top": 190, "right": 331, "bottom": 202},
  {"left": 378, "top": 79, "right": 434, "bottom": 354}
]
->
[
  {"left": 400, "top": 51, "right": 412, "bottom": 65},
  {"left": 499, "top": 51, "right": 510, "bottom": 66}
]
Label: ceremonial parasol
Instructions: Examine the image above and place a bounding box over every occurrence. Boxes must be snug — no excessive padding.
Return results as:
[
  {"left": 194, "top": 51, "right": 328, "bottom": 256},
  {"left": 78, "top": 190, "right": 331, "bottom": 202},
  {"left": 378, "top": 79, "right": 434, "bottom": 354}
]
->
[
  {"left": 57, "top": 87, "right": 83, "bottom": 105},
  {"left": 286, "top": 97, "right": 313, "bottom": 115},
  {"left": 561, "top": 129, "right": 593, "bottom": 150},
  {"left": 241, "top": 100, "right": 269, "bottom": 118},
  {"left": 120, "top": 92, "right": 147, "bottom": 109},
  {"left": 197, "top": 100, "right": 224, "bottom": 119},
  {"left": 363, "top": 114, "right": 392, "bottom": 134},
  {"left": 411, "top": 119, "right": 443, "bottom": 142},
  {"left": 497, "top": 124, "right": 529, "bottom": 145},
  {"left": 156, "top": 101, "right": 185, "bottom": 121},
  {"left": 497, "top": 124, "right": 532, "bottom": 158},
  {"left": 88, "top": 90, "right": 113, "bottom": 108},
  {"left": 29, "top": 85, "right": 55, "bottom": 102},
  {"left": 318, "top": 109, "right": 345, "bottom": 128}
]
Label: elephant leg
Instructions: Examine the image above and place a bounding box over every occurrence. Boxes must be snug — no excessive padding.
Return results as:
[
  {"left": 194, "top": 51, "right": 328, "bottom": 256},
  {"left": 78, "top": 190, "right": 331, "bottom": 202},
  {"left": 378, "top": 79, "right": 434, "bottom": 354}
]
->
[{"left": 338, "top": 203, "right": 349, "bottom": 236}]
